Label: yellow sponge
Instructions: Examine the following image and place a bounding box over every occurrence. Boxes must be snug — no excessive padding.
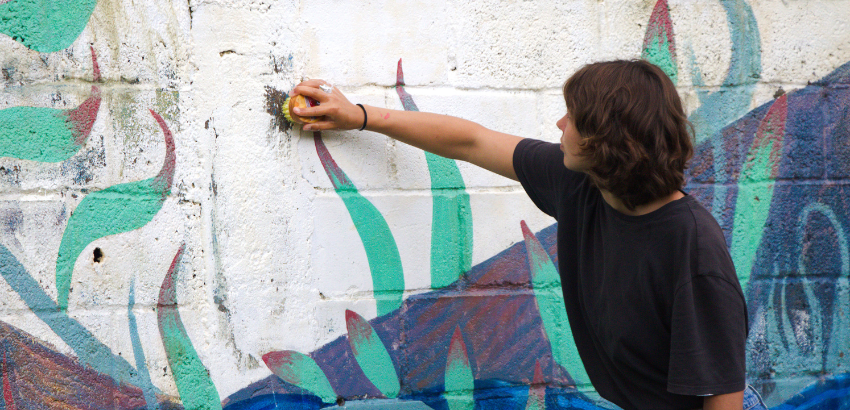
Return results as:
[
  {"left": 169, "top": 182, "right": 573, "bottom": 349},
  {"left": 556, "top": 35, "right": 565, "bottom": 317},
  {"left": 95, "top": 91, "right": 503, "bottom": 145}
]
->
[{"left": 283, "top": 94, "right": 320, "bottom": 124}]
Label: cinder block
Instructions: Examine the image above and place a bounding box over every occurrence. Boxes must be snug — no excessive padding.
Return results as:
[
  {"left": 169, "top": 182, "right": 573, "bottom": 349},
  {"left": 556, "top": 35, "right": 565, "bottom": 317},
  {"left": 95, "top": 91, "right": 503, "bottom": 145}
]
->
[
  {"left": 468, "top": 189, "right": 554, "bottom": 268},
  {"left": 0, "top": 84, "right": 114, "bottom": 192},
  {"left": 299, "top": 0, "right": 452, "bottom": 87},
  {"left": 403, "top": 89, "right": 537, "bottom": 188},
  {"left": 751, "top": 0, "right": 850, "bottom": 85},
  {"left": 450, "top": 0, "right": 599, "bottom": 89},
  {"left": 311, "top": 191, "right": 431, "bottom": 295},
  {"left": 297, "top": 93, "right": 398, "bottom": 191}
]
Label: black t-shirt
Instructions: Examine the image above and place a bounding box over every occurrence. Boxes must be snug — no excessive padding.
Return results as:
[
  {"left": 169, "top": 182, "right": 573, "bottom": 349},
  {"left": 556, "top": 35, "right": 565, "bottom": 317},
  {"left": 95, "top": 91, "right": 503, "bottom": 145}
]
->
[{"left": 513, "top": 139, "right": 748, "bottom": 410}]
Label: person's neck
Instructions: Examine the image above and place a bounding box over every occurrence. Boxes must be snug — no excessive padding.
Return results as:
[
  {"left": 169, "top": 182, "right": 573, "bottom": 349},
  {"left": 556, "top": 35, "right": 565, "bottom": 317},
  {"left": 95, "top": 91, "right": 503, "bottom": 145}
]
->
[{"left": 600, "top": 189, "right": 685, "bottom": 216}]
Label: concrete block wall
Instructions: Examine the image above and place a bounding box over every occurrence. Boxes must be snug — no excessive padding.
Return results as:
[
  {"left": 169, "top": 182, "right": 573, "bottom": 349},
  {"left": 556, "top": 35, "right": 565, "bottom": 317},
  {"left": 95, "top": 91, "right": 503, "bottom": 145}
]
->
[{"left": 0, "top": 0, "right": 849, "bottom": 408}]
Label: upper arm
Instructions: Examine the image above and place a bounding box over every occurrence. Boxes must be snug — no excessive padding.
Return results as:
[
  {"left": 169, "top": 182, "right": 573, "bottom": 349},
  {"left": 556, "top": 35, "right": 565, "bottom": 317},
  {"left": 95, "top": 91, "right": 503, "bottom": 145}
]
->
[{"left": 461, "top": 125, "right": 524, "bottom": 181}]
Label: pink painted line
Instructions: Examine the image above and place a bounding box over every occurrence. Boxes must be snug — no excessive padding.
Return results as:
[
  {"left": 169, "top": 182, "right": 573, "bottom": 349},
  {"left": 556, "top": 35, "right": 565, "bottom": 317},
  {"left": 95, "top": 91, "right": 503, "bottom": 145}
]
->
[
  {"left": 67, "top": 86, "right": 101, "bottom": 145},
  {"left": 150, "top": 109, "right": 176, "bottom": 197},
  {"left": 90, "top": 46, "right": 101, "bottom": 82},
  {"left": 2, "top": 350, "right": 15, "bottom": 410},
  {"left": 345, "top": 310, "right": 373, "bottom": 351},
  {"left": 158, "top": 244, "right": 185, "bottom": 309},
  {"left": 753, "top": 94, "right": 788, "bottom": 179},
  {"left": 314, "top": 132, "right": 354, "bottom": 190},
  {"left": 447, "top": 326, "right": 470, "bottom": 369},
  {"left": 532, "top": 359, "right": 544, "bottom": 384},
  {"left": 395, "top": 59, "right": 419, "bottom": 112},
  {"left": 644, "top": 0, "right": 676, "bottom": 57}
]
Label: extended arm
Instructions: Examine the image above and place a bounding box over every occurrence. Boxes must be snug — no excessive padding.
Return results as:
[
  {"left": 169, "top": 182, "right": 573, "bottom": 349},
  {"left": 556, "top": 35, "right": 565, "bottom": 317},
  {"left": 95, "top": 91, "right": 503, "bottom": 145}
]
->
[{"left": 291, "top": 80, "right": 523, "bottom": 180}]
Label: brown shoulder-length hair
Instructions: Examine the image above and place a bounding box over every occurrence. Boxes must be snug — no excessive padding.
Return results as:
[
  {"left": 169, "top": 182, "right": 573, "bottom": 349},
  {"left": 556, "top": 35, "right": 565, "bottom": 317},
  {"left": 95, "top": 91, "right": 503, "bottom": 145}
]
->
[{"left": 563, "top": 59, "right": 693, "bottom": 210}]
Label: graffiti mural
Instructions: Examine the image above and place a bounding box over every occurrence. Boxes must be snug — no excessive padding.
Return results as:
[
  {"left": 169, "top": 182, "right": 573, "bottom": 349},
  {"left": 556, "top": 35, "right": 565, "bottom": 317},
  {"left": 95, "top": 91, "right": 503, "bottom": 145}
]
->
[{"left": 1, "top": 0, "right": 850, "bottom": 409}]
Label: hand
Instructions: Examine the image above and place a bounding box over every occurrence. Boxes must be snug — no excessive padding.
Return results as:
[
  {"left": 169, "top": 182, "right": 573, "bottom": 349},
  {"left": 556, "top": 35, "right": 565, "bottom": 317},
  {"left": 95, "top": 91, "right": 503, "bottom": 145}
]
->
[{"left": 290, "top": 80, "right": 365, "bottom": 131}]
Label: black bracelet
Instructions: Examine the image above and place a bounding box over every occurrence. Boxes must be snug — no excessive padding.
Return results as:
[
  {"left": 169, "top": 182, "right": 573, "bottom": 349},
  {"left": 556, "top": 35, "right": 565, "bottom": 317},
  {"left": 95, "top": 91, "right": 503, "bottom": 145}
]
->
[{"left": 356, "top": 103, "right": 367, "bottom": 131}]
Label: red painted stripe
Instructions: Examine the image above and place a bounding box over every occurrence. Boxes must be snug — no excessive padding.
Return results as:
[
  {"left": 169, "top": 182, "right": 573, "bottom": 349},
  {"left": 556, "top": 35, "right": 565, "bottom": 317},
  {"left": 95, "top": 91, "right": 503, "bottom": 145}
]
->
[
  {"left": 151, "top": 109, "right": 177, "bottom": 197},
  {"left": 2, "top": 351, "right": 15, "bottom": 410},
  {"left": 314, "top": 132, "right": 355, "bottom": 189}
]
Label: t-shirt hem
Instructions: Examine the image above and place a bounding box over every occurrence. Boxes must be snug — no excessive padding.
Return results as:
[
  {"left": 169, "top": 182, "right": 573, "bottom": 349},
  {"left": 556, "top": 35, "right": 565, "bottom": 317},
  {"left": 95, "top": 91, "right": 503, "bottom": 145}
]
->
[{"left": 667, "top": 380, "right": 746, "bottom": 396}]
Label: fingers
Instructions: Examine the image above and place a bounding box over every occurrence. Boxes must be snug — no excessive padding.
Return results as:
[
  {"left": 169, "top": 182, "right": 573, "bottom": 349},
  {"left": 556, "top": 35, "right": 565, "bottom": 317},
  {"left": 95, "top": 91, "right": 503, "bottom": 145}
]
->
[
  {"left": 302, "top": 120, "right": 338, "bottom": 131},
  {"left": 293, "top": 84, "right": 330, "bottom": 102},
  {"left": 292, "top": 104, "right": 330, "bottom": 118}
]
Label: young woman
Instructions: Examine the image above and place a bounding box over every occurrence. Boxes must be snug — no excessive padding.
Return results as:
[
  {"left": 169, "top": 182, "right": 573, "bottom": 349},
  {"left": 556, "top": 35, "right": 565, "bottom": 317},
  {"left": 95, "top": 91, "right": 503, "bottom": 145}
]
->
[{"left": 290, "top": 60, "right": 761, "bottom": 410}]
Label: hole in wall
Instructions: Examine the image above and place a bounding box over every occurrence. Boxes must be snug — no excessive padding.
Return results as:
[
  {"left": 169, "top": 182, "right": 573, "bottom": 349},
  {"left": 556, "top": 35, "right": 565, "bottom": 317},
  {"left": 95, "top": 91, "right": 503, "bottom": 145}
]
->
[
  {"left": 336, "top": 396, "right": 345, "bottom": 406},
  {"left": 93, "top": 247, "right": 103, "bottom": 263}
]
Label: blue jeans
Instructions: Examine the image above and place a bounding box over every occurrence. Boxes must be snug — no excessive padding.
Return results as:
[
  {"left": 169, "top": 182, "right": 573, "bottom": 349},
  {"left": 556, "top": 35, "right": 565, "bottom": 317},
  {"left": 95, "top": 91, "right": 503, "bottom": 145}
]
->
[{"left": 743, "top": 385, "right": 768, "bottom": 410}]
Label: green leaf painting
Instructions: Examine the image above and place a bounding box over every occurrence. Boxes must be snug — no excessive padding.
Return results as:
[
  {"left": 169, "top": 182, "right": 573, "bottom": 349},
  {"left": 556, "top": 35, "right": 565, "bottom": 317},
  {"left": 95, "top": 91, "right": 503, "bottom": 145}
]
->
[
  {"left": 0, "top": 47, "right": 102, "bottom": 163},
  {"left": 396, "top": 58, "right": 473, "bottom": 288},
  {"left": 262, "top": 350, "right": 337, "bottom": 404},
  {"left": 444, "top": 326, "right": 474, "bottom": 410},
  {"left": 521, "top": 221, "right": 589, "bottom": 387},
  {"left": 56, "top": 109, "right": 175, "bottom": 311},
  {"left": 157, "top": 245, "right": 221, "bottom": 410},
  {"left": 314, "top": 132, "right": 404, "bottom": 316},
  {"left": 0, "top": 0, "right": 98, "bottom": 53},
  {"left": 345, "top": 309, "right": 400, "bottom": 398},
  {"left": 731, "top": 94, "right": 787, "bottom": 290}
]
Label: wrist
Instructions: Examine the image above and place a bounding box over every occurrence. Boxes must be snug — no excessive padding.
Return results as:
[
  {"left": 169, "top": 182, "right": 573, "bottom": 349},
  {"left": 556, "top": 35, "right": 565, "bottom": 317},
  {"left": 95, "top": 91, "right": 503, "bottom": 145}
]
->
[{"left": 355, "top": 103, "right": 367, "bottom": 131}]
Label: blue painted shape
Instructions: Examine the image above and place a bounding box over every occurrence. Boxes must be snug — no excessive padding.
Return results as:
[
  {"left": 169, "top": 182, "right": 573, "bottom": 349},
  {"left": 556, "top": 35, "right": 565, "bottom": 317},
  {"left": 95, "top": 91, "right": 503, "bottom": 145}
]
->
[
  {"left": 771, "top": 373, "right": 850, "bottom": 410},
  {"left": 0, "top": 243, "right": 159, "bottom": 395},
  {"left": 128, "top": 280, "right": 157, "bottom": 410},
  {"left": 222, "top": 393, "right": 327, "bottom": 410}
]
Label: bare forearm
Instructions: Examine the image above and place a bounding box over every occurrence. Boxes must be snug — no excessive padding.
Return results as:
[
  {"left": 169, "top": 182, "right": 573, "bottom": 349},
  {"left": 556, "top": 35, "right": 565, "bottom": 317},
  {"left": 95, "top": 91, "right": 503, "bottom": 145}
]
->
[
  {"left": 360, "top": 105, "right": 483, "bottom": 161},
  {"left": 703, "top": 391, "right": 743, "bottom": 410}
]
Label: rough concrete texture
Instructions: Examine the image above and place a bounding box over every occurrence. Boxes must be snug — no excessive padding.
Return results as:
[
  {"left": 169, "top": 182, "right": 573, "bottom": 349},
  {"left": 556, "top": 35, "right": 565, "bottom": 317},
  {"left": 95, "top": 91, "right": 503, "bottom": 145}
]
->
[{"left": 1, "top": 0, "right": 849, "bottom": 409}]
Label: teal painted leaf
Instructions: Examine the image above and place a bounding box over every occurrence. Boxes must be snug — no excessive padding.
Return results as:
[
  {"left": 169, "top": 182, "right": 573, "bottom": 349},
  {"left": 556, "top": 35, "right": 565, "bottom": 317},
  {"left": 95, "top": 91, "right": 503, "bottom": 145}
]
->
[
  {"left": 396, "top": 58, "right": 473, "bottom": 288},
  {"left": 345, "top": 309, "right": 400, "bottom": 398},
  {"left": 1, "top": 46, "right": 101, "bottom": 162},
  {"left": 521, "top": 220, "right": 589, "bottom": 387},
  {"left": 157, "top": 245, "right": 222, "bottom": 410},
  {"left": 314, "top": 133, "right": 404, "bottom": 315},
  {"left": 262, "top": 350, "right": 337, "bottom": 403},
  {"left": 0, "top": 0, "right": 98, "bottom": 53},
  {"left": 524, "top": 360, "right": 545, "bottom": 410},
  {"left": 443, "top": 326, "right": 473, "bottom": 410},
  {"left": 56, "top": 109, "right": 175, "bottom": 311},
  {"left": 731, "top": 94, "right": 787, "bottom": 291},
  {"left": 641, "top": 0, "right": 677, "bottom": 84}
]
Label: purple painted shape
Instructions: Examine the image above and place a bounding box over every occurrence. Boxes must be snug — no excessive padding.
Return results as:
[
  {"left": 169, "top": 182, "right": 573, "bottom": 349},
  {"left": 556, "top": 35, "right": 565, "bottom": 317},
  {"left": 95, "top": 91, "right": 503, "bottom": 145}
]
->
[
  {"left": 0, "top": 321, "right": 151, "bottom": 409},
  {"left": 249, "top": 224, "right": 567, "bottom": 401}
]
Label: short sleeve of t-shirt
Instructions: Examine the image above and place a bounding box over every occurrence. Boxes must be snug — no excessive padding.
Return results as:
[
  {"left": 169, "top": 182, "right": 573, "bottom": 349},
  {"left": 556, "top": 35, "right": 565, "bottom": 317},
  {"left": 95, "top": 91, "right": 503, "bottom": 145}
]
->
[
  {"left": 512, "top": 138, "right": 584, "bottom": 217},
  {"left": 667, "top": 274, "right": 748, "bottom": 396}
]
